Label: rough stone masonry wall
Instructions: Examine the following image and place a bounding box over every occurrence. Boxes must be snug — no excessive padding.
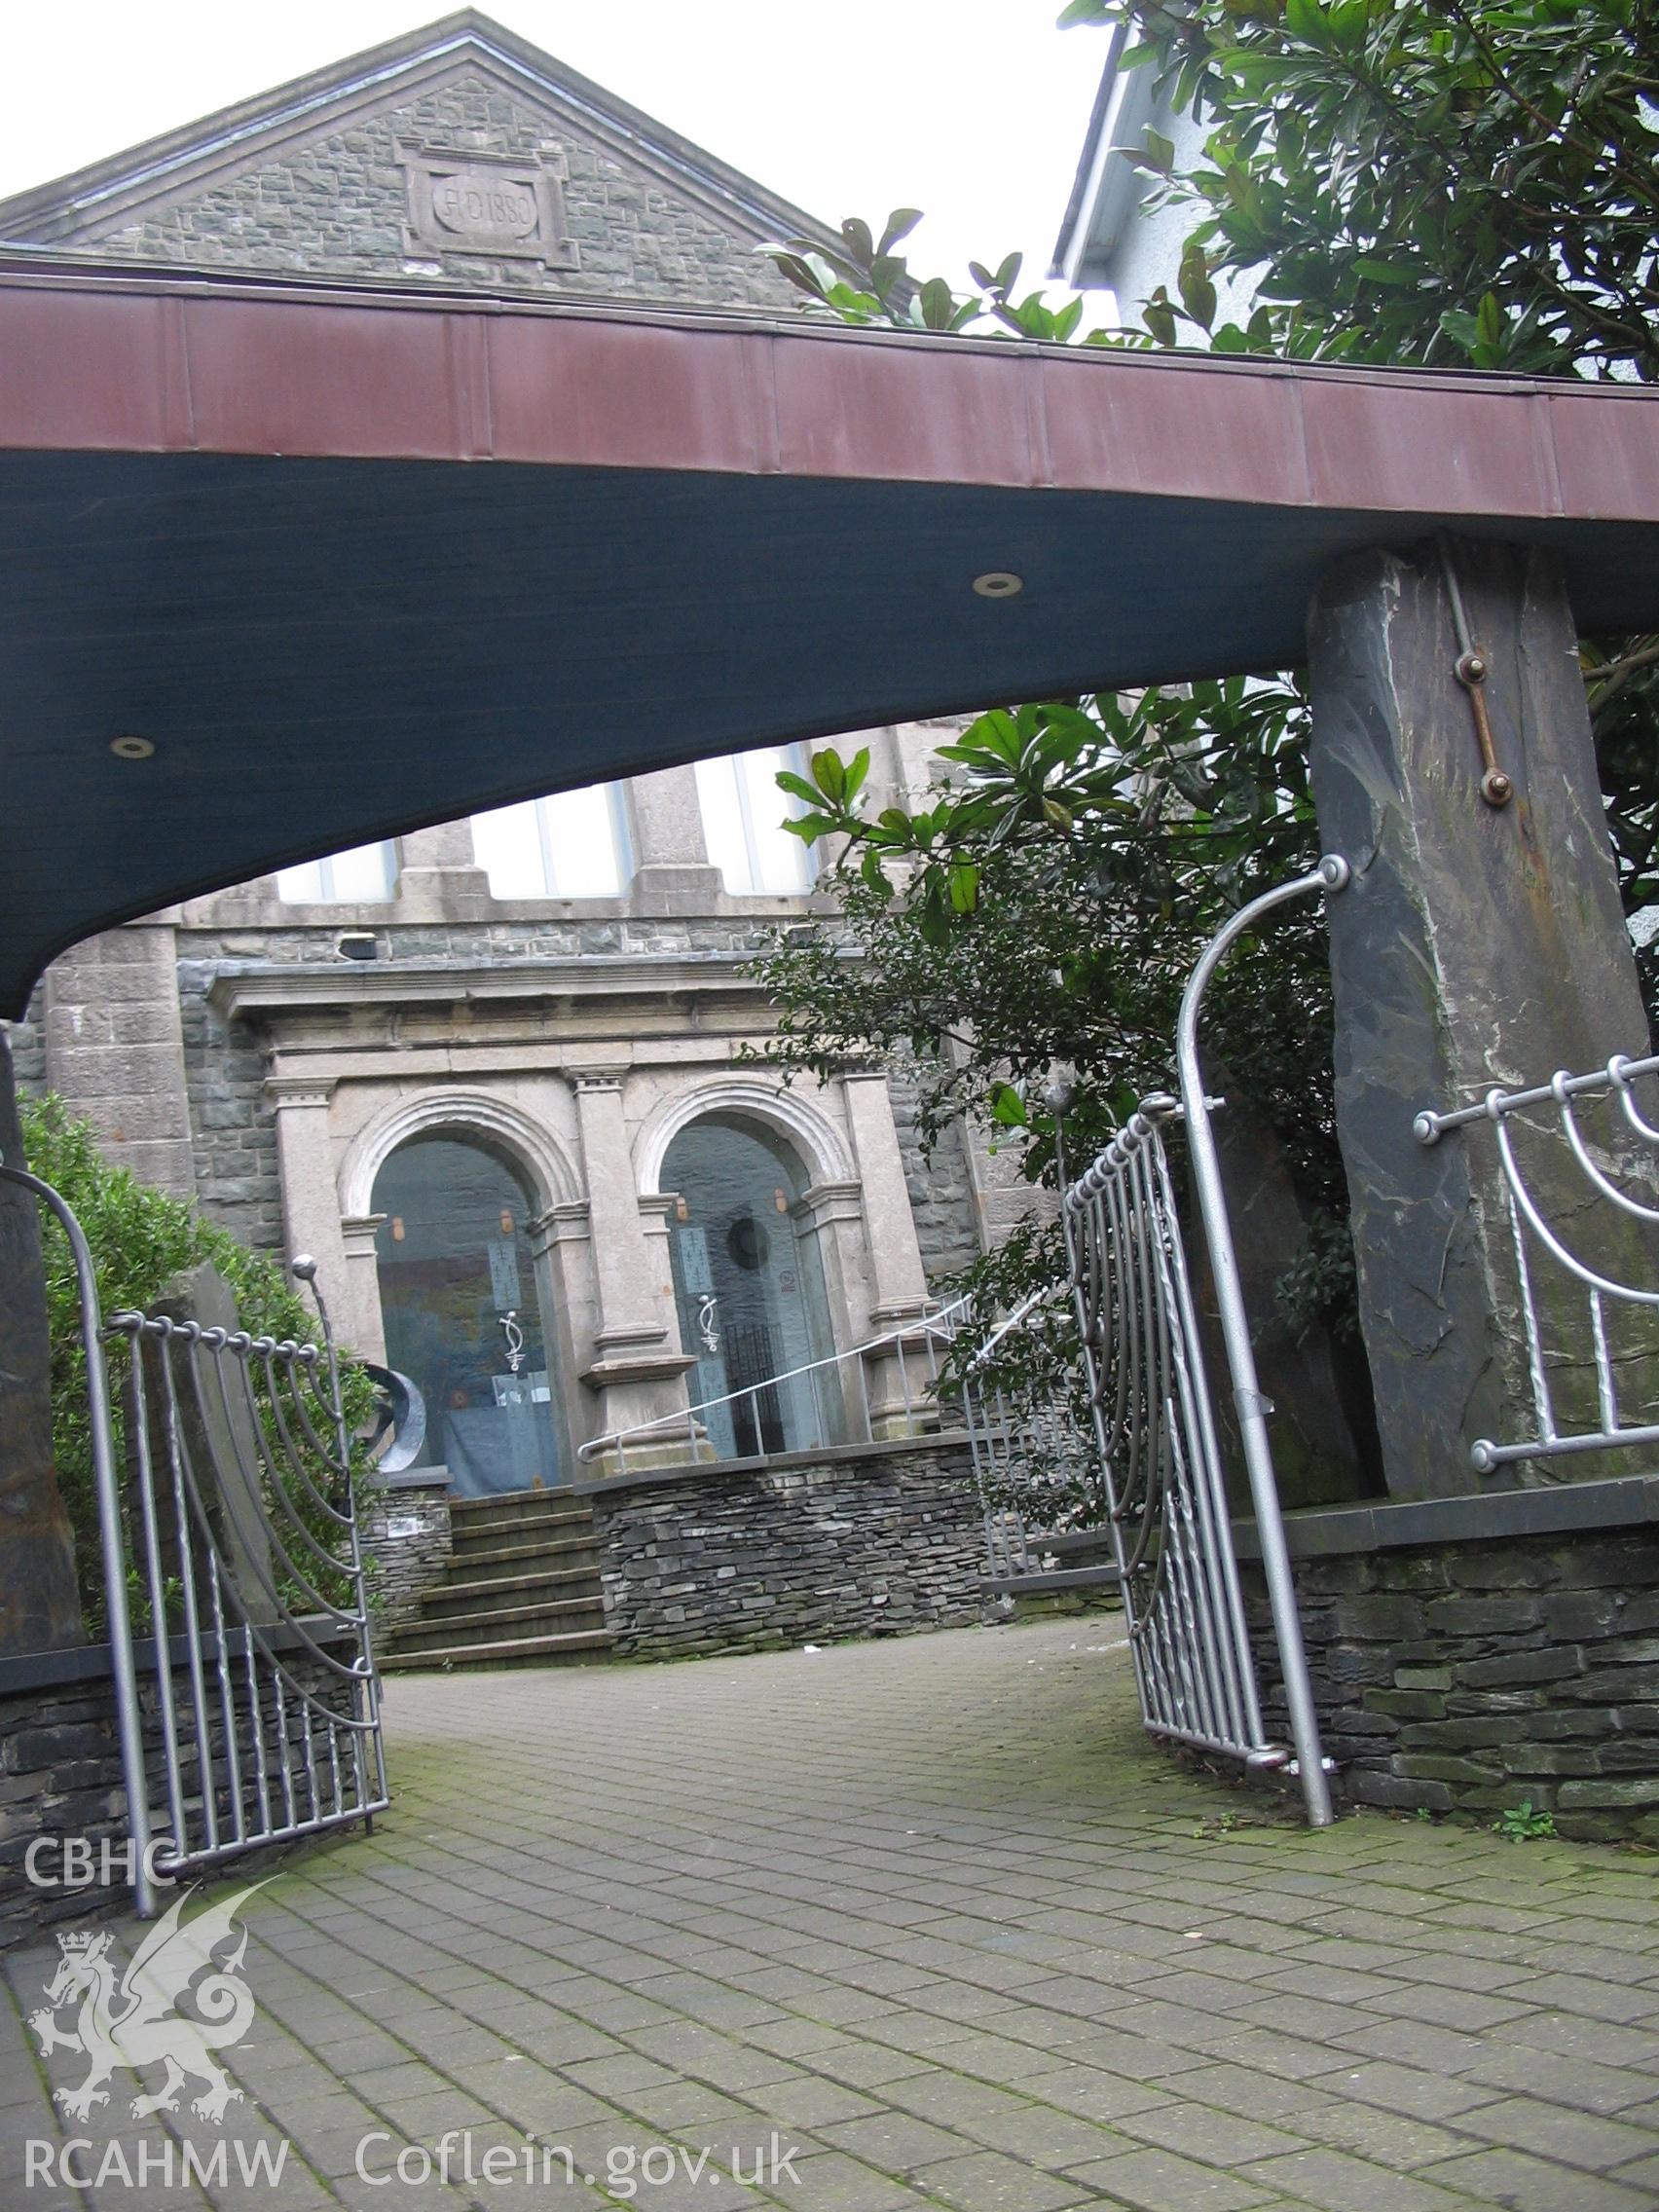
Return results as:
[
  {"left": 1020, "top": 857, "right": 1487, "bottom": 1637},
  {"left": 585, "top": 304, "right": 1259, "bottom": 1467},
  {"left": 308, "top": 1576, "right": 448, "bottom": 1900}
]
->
[
  {"left": 6, "top": 990, "right": 46, "bottom": 1092},
  {"left": 586, "top": 1435, "right": 985, "bottom": 1660},
  {"left": 0, "top": 1668, "right": 136, "bottom": 1946},
  {"left": 1239, "top": 1509, "right": 1659, "bottom": 1843},
  {"left": 886, "top": 1062, "right": 981, "bottom": 1285},
  {"left": 175, "top": 944, "right": 288, "bottom": 1252}
]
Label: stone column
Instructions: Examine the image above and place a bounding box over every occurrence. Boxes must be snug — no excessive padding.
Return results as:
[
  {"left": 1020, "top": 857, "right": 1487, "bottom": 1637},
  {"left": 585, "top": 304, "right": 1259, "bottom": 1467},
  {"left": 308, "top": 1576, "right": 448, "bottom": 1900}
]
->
[
  {"left": 841, "top": 1070, "right": 937, "bottom": 1436},
  {"left": 43, "top": 921, "right": 195, "bottom": 1199},
  {"left": 338, "top": 1213, "right": 388, "bottom": 1367},
  {"left": 625, "top": 766, "right": 724, "bottom": 911},
  {"left": 266, "top": 1076, "right": 352, "bottom": 1317},
  {"left": 0, "top": 1028, "right": 82, "bottom": 1652},
  {"left": 570, "top": 1072, "right": 694, "bottom": 1465},
  {"left": 531, "top": 1200, "right": 603, "bottom": 1475},
  {"left": 796, "top": 1179, "right": 877, "bottom": 1440},
  {"left": 1307, "top": 536, "right": 1653, "bottom": 1499}
]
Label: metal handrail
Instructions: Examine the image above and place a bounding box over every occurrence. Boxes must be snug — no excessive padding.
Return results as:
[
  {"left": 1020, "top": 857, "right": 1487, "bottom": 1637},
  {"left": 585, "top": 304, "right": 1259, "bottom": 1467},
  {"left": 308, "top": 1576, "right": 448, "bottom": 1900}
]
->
[
  {"left": 965, "top": 1285, "right": 1057, "bottom": 1372},
  {"left": 577, "top": 1295, "right": 974, "bottom": 1469}
]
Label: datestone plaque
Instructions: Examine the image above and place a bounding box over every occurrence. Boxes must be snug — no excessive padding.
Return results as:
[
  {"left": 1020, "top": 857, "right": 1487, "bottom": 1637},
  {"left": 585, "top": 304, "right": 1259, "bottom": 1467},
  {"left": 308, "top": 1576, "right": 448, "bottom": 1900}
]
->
[{"left": 400, "top": 143, "right": 577, "bottom": 267}]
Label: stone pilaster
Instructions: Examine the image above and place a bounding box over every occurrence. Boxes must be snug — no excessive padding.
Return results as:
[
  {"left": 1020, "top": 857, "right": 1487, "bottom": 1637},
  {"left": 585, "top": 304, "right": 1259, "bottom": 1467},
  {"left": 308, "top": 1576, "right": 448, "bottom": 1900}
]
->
[
  {"left": 795, "top": 1180, "right": 873, "bottom": 1440},
  {"left": 266, "top": 1075, "right": 351, "bottom": 1316},
  {"left": 394, "top": 818, "right": 494, "bottom": 920},
  {"left": 570, "top": 1071, "right": 694, "bottom": 1464},
  {"left": 840, "top": 1073, "right": 941, "bottom": 1438},
  {"left": 42, "top": 921, "right": 195, "bottom": 1198},
  {"left": 338, "top": 1212, "right": 388, "bottom": 1367},
  {"left": 624, "top": 766, "right": 723, "bottom": 911}
]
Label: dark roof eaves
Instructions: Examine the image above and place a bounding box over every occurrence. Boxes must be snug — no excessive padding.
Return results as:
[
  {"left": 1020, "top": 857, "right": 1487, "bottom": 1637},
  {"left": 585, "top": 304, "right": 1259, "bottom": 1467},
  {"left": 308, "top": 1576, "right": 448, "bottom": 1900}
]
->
[{"left": 1050, "top": 21, "right": 1127, "bottom": 282}]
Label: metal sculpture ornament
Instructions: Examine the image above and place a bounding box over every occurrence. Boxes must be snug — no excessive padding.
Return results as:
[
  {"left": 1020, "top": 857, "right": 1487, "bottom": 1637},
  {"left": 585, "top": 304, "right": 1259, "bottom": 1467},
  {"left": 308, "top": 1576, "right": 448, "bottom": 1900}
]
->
[{"left": 29, "top": 1882, "right": 266, "bottom": 2123}]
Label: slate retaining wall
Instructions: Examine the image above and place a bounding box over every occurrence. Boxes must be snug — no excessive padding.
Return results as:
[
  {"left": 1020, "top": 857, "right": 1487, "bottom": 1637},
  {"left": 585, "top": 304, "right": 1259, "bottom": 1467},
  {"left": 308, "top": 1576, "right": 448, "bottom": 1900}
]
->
[
  {"left": 360, "top": 1474, "right": 453, "bottom": 1634},
  {"left": 1237, "top": 1476, "right": 1659, "bottom": 1841},
  {"left": 0, "top": 1639, "right": 355, "bottom": 1948},
  {"left": 582, "top": 1434, "right": 985, "bottom": 1660}
]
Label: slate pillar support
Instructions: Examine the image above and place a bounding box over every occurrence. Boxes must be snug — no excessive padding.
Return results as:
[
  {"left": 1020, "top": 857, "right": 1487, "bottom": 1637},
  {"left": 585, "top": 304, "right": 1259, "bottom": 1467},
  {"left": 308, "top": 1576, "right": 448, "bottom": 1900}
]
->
[
  {"left": 1307, "top": 536, "right": 1652, "bottom": 1500},
  {"left": 0, "top": 1027, "right": 83, "bottom": 1652}
]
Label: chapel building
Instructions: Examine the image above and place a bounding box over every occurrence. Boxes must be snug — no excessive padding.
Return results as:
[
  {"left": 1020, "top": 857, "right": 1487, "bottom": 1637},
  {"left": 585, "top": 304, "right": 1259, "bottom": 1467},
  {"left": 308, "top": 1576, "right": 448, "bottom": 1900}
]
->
[{"left": 0, "top": 11, "right": 1032, "bottom": 1493}]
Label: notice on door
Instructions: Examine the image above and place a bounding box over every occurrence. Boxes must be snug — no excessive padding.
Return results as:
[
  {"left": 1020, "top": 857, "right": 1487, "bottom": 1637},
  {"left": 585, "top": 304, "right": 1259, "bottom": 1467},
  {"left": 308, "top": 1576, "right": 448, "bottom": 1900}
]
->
[{"left": 488, "top": 1238, "right": 523, "bottom": 1311}]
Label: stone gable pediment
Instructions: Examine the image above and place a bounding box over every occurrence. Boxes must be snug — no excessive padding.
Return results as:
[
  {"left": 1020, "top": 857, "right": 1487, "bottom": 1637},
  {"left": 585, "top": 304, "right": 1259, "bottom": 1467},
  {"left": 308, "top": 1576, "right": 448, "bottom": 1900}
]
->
[{"left": 0, "top": 13, "right": 831, "bottom": 311}]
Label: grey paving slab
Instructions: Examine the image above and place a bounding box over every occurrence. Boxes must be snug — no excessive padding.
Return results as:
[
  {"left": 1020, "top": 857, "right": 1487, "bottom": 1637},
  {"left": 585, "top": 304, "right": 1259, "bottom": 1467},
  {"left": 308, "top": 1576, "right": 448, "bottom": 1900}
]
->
[
  {"left": 1238, "top": 2145, "right": 1477, "bottom": 2211},
  {"left": 1414, "top": 2146, "right": 1659, "bottom": 2210},
  {"left": 1064, "top": 2144, "right": 1278, "bottom": 2209},
  {"left": 5, "top": 1619, "right": 1657, "bottom": 2212}
]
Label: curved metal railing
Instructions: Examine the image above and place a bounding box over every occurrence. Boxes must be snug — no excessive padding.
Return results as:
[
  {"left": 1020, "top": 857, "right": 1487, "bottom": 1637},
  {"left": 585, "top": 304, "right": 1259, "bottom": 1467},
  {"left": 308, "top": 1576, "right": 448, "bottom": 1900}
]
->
[{"left": 1417, "top": 1050, "right": 1659, "bottom": 1472}]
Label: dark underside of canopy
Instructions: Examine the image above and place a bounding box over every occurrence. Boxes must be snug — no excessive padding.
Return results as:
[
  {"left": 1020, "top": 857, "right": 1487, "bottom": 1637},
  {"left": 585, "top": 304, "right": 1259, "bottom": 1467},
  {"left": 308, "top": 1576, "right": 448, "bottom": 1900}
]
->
[{"left": 3, "top": 263, "right": 1659, "bottom": 1014}]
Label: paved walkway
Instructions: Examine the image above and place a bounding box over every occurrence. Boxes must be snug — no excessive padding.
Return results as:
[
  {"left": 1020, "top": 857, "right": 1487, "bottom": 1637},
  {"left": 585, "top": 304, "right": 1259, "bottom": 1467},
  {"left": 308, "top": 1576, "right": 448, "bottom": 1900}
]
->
[{"left": 5, "top": 1619, "right": 1659, "bottom": 2212}]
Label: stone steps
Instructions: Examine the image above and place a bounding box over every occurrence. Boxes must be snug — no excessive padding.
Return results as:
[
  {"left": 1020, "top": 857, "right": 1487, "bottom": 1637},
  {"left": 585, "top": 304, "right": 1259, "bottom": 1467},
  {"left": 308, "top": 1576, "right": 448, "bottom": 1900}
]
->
[
  {"left": 451, "top": 1514, "right": 597, "bottom": 1551},
  {"left": 382, "top": 1628, "right": 614, "bottom": 1674},
  {"left": 428, "top": 1564, "right": 601, "bottom": 1604},
  {"left": 449, "top": 1493, "right": 592, "bottom": 1532},
  {"left": 382, "top": 1488, "right": 612, "bottom": 1675},
  {"left": 394, "top": 1595, "right": 608, "bottom": 1653},
  {"left": 447, "top": 1533, "right": 602, "bottom": 1572}
]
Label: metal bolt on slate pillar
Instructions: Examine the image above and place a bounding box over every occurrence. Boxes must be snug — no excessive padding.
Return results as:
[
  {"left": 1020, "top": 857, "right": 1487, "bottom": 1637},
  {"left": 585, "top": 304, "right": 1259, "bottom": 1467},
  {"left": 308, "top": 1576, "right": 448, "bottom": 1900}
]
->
[{"left": 1439, "top": 535, "right": 1514, "bottom": 808}]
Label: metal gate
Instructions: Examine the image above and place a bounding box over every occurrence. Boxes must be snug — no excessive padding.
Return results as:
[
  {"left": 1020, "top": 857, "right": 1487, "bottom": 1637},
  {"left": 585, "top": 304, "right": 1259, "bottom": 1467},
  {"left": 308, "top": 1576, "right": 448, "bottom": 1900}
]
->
[
  {"left": 1053, "top": 858, "right": 1350, "bottom": 1826},
  {"left": 3, "top": 1162, "right": 387, "bottom": 1917}
]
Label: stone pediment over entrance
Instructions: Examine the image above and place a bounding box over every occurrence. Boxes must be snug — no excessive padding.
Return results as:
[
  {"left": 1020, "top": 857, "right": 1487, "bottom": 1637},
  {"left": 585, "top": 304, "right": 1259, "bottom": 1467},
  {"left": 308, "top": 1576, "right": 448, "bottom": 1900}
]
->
[{"left": 0, "top": 9, "right": 835, "bottom": 310}]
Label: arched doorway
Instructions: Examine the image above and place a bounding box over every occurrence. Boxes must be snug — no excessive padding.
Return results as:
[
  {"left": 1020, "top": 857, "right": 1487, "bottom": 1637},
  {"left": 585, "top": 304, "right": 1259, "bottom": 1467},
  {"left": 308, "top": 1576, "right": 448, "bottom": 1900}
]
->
[
  {"left": 661, "top": 1114, "right": 837, "bottom": 1458},
  {"left": 371, "top": 1132, "right": 564, "bottom": 1494}
]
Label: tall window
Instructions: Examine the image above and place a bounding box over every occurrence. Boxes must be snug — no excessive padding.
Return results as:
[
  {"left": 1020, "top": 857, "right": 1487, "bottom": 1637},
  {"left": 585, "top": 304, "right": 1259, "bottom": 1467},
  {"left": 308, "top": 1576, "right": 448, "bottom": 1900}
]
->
[
  {"left": 275, "top": 840, "right": 396, "bottom": 903},
  {"left": 471, "top": 784, "right": 633, "bottom": 898},
  {"left": 695, "top": 746, "right": 816, "bottom": 897}
]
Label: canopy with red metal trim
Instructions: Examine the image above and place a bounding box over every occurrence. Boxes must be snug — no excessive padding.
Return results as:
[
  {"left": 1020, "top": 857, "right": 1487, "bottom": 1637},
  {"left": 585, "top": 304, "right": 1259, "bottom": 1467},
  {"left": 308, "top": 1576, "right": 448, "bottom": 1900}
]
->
[{"left": 2, "top": 255, "right": 1657, "bottom": 1014}]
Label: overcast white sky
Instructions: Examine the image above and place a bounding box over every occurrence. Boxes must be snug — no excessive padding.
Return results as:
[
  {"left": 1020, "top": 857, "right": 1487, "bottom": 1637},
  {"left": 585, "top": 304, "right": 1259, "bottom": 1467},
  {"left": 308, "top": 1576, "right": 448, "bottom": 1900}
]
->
[{"left": 0, "top": 0, "right": 1109, "bottom": 299}]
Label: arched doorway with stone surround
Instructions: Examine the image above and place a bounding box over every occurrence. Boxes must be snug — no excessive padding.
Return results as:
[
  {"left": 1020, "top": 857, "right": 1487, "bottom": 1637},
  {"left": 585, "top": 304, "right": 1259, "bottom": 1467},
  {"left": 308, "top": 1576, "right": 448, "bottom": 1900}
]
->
[
  {"left": 338, "top": 1089, "right": 581, "bottom": 1494},
  {"left": 637, "top": 1073, "right": 938, "bottom": 1459},
  {"left": 370, "top": 1130, "right": 567, "bottom": 1494},
  {"left": 659, "top": 1112, "right": 839, "bottom": 1458}
]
